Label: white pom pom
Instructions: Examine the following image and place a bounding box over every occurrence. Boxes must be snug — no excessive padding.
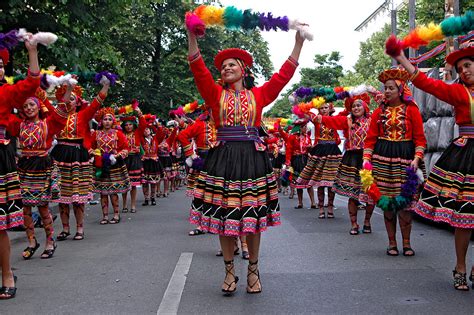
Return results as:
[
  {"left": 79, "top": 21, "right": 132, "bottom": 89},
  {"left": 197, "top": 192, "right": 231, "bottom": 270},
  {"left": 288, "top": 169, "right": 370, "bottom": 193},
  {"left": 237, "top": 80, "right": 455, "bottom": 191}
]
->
[
  {"left": 31, "top": 32, "right": 58, "bottom": 46},
  {"left": 185, "top": 157, "right": 193, "bottom": 168},
  {"left": 99, "top": 75, "right": 110, "bottom": 86},
  {"left": 288, "top": 94, "right": 296, "bottom": 105},
  {"left": 109, "top": 154, "right": 117, "bottom": 166},
  {"left": 349, "top": 84, "right": 369, "bottom": 97},
  {"left": 17, "top": 28, "right": 27, "bottom": 40},
  {"left": 288, "top": 19, "right": 314, "bottom": 41}
]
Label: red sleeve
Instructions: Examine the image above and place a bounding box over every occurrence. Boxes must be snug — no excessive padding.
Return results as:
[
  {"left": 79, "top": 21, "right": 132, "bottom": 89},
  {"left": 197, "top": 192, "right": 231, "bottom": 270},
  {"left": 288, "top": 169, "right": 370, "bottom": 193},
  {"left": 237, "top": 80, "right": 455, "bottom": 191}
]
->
[
  {"left": 116, "top": 131, "right": 129, "bottom": 159},
  {"left": 321, "top": 115, "right": 349, "bottom": 131},
  {"left": 408, "top": 105, "right": 427, "bottom": 159},
  {"left": 253, "top": 59, "right": 298, "bottom": 109},
  {"left": 155, "top": 127, "right": 165, "bottom": 145},
  {"left": 285, "top": 135, "right": 294, "bottom": 165},
  {"left": 279, "top": 129, "right": 289, "bottom": 141},
  {"left": 45, "top": 103, "right": 69, "bottom": 142},
  {"left": 265, "top": 137, "right": 279, "bottom": 145},
  {"left": 80, "top": 92, "right": 106, "bottom": 121},
  {"left": 137, "top": 115, "right": 147, "bottom": 134},
  {"left": 411, "top": 70, "right": 468, "bottom": 108},
  {"left": 1, "top": 75, "right": 40, "bottom": 110},
  {"left": 177, "top": 121, "right": 201, "bottom": 157},
  {"left": 90, "top": 130, "right": 97, "bottom": 150},
  {"left": 6, "top": 114, "right": 22, "bottom": 137},
  {"left": 166, "top": 127, "right": 178, "bottom": 147},
  {"left": 363, "top": 109, "right": 382, "bottom": 160},
  {"left": 188, "top": 54, "right": 222, "bottom": 114}
]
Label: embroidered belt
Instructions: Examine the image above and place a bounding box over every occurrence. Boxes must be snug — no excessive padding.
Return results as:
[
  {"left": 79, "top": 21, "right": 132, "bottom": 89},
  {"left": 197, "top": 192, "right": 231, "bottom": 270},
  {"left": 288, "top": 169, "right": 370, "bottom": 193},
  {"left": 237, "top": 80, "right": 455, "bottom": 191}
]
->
[
  {"left": 317, "top": 140, "right": 336, "bottom": 145},
  {"left": 216, "top": 126, "right": 262, "bottom": 143},
  {"left": 22, "top": 149, "right": 48, "bottom": 157},
  {"left": 57, "top": 141, "right": 82, "bottom": 148},
  {"left": 0, "top": 126, "right": 10, "bottom": 145},
  {"left": 378, "top": 137, "right": 411, "bottom": 142},
  {"left": 459, "top": 125, "right": 474, "bottom": 138}
]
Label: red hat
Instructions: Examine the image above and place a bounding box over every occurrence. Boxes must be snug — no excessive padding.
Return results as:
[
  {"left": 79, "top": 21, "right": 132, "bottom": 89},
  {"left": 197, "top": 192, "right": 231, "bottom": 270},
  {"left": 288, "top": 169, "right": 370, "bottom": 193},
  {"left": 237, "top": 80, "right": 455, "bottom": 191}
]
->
[
  {"left": 0, "top": 49, "right": 9, "bottom": 65},
  {"left": 446, "top": 37, "right": 474, "bottom": 67},
  {"left": 378, "top": 68, "right": 411, "bottom": 83},
  {"left": 214, "top": 48, "right": 253, "bottom": 69}
]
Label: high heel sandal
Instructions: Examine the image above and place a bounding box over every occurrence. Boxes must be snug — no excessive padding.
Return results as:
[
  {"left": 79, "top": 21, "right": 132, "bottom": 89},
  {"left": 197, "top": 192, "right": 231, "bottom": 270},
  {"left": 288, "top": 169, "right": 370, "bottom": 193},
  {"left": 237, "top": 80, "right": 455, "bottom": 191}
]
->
[
  {"left": 453, "top": 269, "right": 469, "bottom": 291},
  {"left": 247, "top": 260, "right": 262, "bottom": 294},
  {"left": 0, "top": 274, "right": 17, "bottom": 300},
  {"left": 222, "top": 260, "right": 239, "bottom": 295},
  {"left": 22, "top": 238, "right": 40, "bottom": 260}
]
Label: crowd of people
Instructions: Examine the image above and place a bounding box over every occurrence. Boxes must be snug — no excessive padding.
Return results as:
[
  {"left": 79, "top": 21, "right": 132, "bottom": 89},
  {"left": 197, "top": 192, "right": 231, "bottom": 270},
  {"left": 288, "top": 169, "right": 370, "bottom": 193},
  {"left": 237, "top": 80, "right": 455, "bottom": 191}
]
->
[{"left": 0, "top": 24, "right": 473, "bottom": 301}]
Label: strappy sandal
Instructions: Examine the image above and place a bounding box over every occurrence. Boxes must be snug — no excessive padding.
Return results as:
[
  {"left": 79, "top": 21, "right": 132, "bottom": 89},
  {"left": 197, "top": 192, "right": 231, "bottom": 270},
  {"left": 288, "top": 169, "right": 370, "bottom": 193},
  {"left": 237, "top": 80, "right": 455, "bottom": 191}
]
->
[
  {"left": 130, "top": 208, "right": 137, "bottom": 213},
  {"left": 386, "top": 246, "right": 399, "bottom": 256},
  {"left": 327, "top": 207, "right": 335, "bottom": 219},
  {"left": 318, "top": 212, "right": 325, "bottom": 219},
  {"left": 122, "top": 208, "right": 129, "bottom": 213},
  {"left": 350, "top": 226, "right": 359, "bottom": 235},
  {"left": 0, "top": 276, "right": 17, "bottom": 300},
  {"left": 109, "top": 216, "right": 121, "bottom": 224},
  {"left": 403, "top": 247, "right": 415, "bottom": 257},
  {"left": 362, "top": 225, "right": 372, "bottom": 234},
  {"left": 56, "top": 231, "right": 70, "bottom": 241},
  {"left": 73, "top": 232, "right": 84, "bottom": 241},
  {"left": 99, "top": 218, "right": 109, "bottom": 225},
  {"left": 453, "top": 269, "right": 469, "bottom": 291},
  {"left": 40, "top": 242, "right": 57, "bottom": 259},
  {"left": 22, "top": 238, "right": 40, "bottom": 260},
  {"left": 188, "top": 228, "right": 205, "bottom": 236},
  {"left": 247, "top": 260, "right": 262, "bottom": 294},
  {"left": 222, "top": 260, "right": 239, "bottom": 295}
]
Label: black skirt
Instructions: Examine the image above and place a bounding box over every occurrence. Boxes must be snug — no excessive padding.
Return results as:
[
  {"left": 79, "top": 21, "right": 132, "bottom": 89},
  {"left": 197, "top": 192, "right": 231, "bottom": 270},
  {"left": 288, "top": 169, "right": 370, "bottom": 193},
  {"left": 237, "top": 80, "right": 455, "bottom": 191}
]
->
[
  {"left": 142, "top": 159, "right": 163, "bottom": 184},
  {"left": 0, "top": 142, "right": 23, "bottom": 230},
  {"left": 124, "top": 154, "right": 143, "bottom": 187}
]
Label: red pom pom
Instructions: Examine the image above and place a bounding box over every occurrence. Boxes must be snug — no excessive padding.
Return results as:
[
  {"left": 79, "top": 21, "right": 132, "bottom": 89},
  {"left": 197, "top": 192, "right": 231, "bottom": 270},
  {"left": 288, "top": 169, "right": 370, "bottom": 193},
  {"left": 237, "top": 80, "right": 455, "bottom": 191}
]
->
[
  {"left": 367, "top": 184, "right": 381, "bottom": 202},
  {"left": 94, "top": 155, "right": 102, "bottom": 168},
  {"left": 385, "top": 34, "right": 403, "bottom": 58},
  {"left": 185, "top": 12, "right": 206, "bottom": 37}
]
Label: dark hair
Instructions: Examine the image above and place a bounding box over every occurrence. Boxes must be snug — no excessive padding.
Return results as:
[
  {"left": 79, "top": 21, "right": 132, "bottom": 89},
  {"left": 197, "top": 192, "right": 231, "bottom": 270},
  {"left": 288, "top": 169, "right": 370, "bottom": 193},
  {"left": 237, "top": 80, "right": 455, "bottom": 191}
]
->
[{"left": 455, "top": 56, "right": 474, "bottom": 73}]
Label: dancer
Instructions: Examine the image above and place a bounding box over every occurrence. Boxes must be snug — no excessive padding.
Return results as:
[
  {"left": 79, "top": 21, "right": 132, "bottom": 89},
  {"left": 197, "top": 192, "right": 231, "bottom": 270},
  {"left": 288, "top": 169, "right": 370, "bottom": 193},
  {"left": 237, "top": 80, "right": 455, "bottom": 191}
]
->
[
  {"left": 141, "top": 117, "right": 164, "bottom": 206},
  {"left": 53, "top": 80, "right": 110, "bottom": 241},
  {"left": 315, "top": 95, "right": 374, "bottom": 233},
  {"left": 187, "top": 26, "right": 305, "bottom": 294},
  {"left": 394, "top": 39, "right": 474, "bottom": 290},
  {"left": 363, "top": 67, "right": 426, "bottom": 257},
  {"left": 157, "top": 125, "right": 177, "bottom": 198},
  {"left": 297, "top": 103, "right": 342, "bottom": 218},
  {"left": 0, "top": 36, "right": 40, "bottom": 299},
  {"left": 91, "top": 107, "right": 131, "bottom": 224}
]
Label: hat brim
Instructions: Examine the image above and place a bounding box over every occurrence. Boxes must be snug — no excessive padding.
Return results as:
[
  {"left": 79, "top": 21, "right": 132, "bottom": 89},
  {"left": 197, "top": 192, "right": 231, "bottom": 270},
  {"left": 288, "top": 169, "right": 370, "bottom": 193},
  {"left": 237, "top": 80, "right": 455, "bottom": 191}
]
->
[
  {"left": 214, "top": 48, "right": 253, "bottom": 69},
  {"left": 446, "top": 46, "right": 474, "bottom": 66}
]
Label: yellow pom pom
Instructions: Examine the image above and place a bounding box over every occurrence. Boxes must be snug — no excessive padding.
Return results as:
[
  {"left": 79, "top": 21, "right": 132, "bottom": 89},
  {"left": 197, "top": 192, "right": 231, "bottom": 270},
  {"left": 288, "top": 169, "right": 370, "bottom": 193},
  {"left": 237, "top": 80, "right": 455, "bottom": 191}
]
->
[
  {"left": 201, "top": 5, "right": 225, "bottom": 26},
  {"left": 359, "top": 169, "right": 374, "bottom": 192},
  {"left": 5, "top": 77, "right": 14, "bottom": 85},
  {"left": 93, "top": 149, "right": 102, "bottom": 156},
  {"left": 417, "top": 23, "right": 444, "bottom": 42}
]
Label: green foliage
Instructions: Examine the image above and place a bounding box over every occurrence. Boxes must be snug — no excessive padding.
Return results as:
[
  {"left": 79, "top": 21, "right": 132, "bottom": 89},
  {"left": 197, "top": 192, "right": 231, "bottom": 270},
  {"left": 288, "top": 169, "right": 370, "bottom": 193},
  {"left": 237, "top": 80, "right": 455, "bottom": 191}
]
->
[{"left": 0, "top": 0, "right": 273, "bottom": 117}]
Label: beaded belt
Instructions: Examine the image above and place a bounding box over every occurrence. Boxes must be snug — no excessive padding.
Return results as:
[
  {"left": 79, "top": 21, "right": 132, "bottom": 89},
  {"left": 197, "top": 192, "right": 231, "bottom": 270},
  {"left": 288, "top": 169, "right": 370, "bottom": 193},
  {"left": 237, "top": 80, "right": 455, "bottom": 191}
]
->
[
  {"left": 459, "top": 125, "right": 474, "bottom": 138},
  {"left": 216, "top": 126, "right": 262, "bottom": 143}
]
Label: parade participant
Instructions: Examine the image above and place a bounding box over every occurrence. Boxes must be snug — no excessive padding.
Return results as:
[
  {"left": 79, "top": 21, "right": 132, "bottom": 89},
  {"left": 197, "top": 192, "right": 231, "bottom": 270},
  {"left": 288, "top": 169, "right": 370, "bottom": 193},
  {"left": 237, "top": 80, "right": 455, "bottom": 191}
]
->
[
  {"left": 176, "top": 110, "right": 216, "bottom": 236},
  {"left": 393, "top": 39, "right": 474, "bottom": 290},
  {"left": 120, "top": 106, "right": 145, "bottom": 213},
  {"left": 157, "top": 125, "right": 177, "bottom": 198},
  {"left": 363, "top": 68, "right": 426, "bottom": 257},
  {"left": 272, "top": 132, "right": 286, "bottom": 193},
  {"left": 280, "top": 121, "right": 314, "bottom": 208},
  {"left": 296, "top": 103, "right": 342, "bottom": 218},
  {"left": 91, "top": 107, "right": 130, "bottom": 224},
  {"left": 187, "top": 25, "right": 305, "bottom": 294},
  {"left": 0, "top": 36, "right": 40, "bottom": 299},
  {"left": 315, "top": 95, "right": 374, "bottom": 234},
  {"left": 141, "top": 116, "right": 164, "bottom": 206},
  {"left": 52, "top": 80, "right": 110, "bottom": 241},
  {"left": 11, "top": 93, "right": 74, "bottom": 259}
]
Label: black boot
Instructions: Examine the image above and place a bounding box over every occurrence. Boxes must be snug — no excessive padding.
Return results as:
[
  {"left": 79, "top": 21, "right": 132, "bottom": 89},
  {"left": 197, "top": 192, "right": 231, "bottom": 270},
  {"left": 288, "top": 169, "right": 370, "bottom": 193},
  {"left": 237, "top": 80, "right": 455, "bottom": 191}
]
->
[{"left": 151, "top": 197, "right": 156, "bottom": 206}]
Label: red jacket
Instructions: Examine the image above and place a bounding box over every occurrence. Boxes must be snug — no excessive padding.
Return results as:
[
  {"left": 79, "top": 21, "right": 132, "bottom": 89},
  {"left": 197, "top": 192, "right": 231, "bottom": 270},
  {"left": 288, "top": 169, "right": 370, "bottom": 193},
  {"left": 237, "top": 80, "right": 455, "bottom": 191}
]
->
[
  {"left": 123, "top": 115, "right": 146, "bottom": 154},
  {"left": 176, "top": 119, "right": 216, "bottom": 157}
]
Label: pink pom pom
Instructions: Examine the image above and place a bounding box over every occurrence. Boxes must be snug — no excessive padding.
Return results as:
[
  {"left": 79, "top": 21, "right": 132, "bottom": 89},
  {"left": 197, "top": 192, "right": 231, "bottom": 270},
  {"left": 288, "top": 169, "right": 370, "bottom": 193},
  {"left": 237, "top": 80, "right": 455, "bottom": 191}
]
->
[
  {"left": 292, "top": 105, "right": 305, "bottom": 118},
  {"left": 185, "top": 12, "right": 206, "bottom": 37},
  {"left": 175, "top": 107, "right": 185, "bottom": 116},
  {"left": 131, "top": 99, "right": 139, "bottom": 110},
  {"left": 362, "top": 160, "right": 372, "bottom": 170},
  {"left": 385, "top": 34, "right": 403, "bottom": 58}
]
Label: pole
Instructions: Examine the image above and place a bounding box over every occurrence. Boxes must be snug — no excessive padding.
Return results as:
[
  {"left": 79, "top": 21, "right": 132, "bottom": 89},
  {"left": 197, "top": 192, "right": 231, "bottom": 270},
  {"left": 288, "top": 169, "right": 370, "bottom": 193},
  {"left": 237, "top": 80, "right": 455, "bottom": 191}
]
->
[
  {"left": 408, "top": 0, "right": 416, "bottom": 58},
  {"left": 391, "top": 0, "right": 397, "bottom": 67}
]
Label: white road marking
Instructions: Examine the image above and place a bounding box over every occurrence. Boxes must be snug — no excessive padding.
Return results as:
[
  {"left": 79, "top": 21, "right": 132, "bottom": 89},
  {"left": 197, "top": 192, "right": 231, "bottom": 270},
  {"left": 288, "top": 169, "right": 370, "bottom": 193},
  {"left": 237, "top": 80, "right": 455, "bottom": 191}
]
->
[{"left": 157, "top": 252, "right": 193, "bottom": 315}]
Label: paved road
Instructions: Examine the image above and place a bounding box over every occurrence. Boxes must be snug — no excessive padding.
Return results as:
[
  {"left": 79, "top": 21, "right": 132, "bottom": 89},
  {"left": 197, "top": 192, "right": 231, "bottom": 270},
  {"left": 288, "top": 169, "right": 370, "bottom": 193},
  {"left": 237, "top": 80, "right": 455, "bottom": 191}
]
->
[{"left": 2, "top": 188, "right": 474, "bottom": 314}]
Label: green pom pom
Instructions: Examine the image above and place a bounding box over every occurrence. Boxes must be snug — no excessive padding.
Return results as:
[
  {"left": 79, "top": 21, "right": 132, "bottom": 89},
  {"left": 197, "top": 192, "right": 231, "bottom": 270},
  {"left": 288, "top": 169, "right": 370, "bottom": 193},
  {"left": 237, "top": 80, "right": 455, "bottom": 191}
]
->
[{"left": 223, "top": 6, "right": 243, "bottom": 29}]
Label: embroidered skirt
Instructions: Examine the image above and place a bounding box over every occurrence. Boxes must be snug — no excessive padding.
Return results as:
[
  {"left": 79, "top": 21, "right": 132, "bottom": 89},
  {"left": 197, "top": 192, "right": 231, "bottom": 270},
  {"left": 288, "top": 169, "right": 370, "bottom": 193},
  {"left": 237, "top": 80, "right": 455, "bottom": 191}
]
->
[
  {"left": 93, "top": 158, "right": 131, "bottom": 195},
  {"left": 289, "top": 154, "right": 308, "bottom": 188},
  {"left": 124, "top": 153, "right": 143, "bottom": 187},
  {"left": 159, "top": 156, "right": 173, "bottom": 179},
  {"left": 372, "top": 139, "right": 423, "bottom": 211},
  {"left": 295, "top": 143, "right": 342, "bottom": 189},
  {"left": 51, "top": 140, "right": 92, "bottom": 204},
  {"left": 142, "top": 158, "right": 163, "bottom": 184},
  {"left": 333, "top": 149, "right": 374, "bottom": 205},
  {"left": 0, "top": 143, "right": 23, "bottom": 230},
  {"left": 17, "top": 155, "right": 60, "bottom": 206},
  {"left": 416, "top": 138, "right": 474, "bottom": 228},
  {"left": 189, "top": 141, "right": 281, "bottom": 236}
]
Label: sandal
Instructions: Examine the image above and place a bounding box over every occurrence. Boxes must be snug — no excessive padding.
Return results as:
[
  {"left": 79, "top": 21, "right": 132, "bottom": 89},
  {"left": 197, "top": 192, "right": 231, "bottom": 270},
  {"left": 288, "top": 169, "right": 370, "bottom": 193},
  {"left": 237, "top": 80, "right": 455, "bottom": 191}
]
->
[
  {"left": 222, "top": 260, "right": 239, "bottom": 295},
  {"left": 294, "top": 205, "right": 303, "bottom": 209},
  {"left": 73, "top": 232, "right": 84, "bottom": 241},
  {"left": 0, "top": 276, "right": 17, "bottom": 300},
  {"left": 109, "top": 216, "right": 121, "bottom": 224},
  {"left": 403, "top": 247, "right": 415, "bottom": 257},
  {"left": 362, "top": 225, "right": 372, "bottom": 234},
  {"left": 350, "top": 226, "right": 359, "bottom": 235},
  {"left": 99, "top": 218, "right": 109, "bottom": 225},
  {"left": 386, "top": 246, "right": 399, "bottom": 256},
  {"left": 151, "top": 198, "right": 156, "bottom": 206},
  {"left": 247, "top": 260, "right": 262, "bottom": 294},
  {"left": 56, "top": 231, "right": 70, "bottom": 241},
  {"left": 22, "top": 238, "right": 40, "bottom": 260},
  {"left": 130, "top": 208, "right": 137, "bottom": 213},
  {"left": 318, "top": 212, "right": 325, "bottom": 219},
  {"left": 242, "top": 250, "right": 249, "bottom": 260},
  {"left": 142, "top": 199, "right": 149, "bottom": 206},
  {"left": 188, "top": 228, "right": 205, "bottom": 236},
  {"left": 122, "top": 208, "right": 129, "bottom": 213},
  {"left": 453, "top": 269, "right": 469, "bottom": 291},
  {"left": 310, "top": 205, "right": 317, "bottom": 209},
  {"left": 40, "top": 242, "right": 57, "bottom": 259}
]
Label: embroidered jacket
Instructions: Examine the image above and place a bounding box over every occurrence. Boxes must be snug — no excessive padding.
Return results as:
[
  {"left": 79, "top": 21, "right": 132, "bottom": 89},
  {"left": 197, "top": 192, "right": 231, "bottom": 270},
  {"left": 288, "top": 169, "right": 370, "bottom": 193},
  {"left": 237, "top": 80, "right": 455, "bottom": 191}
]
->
[
  {"left": 188, "top": 52, "right": 298, "bottom": 129},
  {"left": 158, "top": 128, "right": 177, "bottom": 158},
  {"left": 279, "top": 129, "right": 312, "bottom": 164},
  {"left": 57, "top": 92, "right": 106, "bottom": 149},
  {"left": 176, "top": 118, "right": 217, "bottom": 157},
  {"left": 124, "top": 116, "right": 146, "bottom": 155},
  {"left": 322, "top": 115, "right": 371, "bottom": 151},
  {"left": 91, "top": 129, "right": 129, "bottom": 159},
  {"left": 141, "top": 127, "right": 165, "bottom": 161},
  {"left": 363, "top": 103, "right": 426, "bottom": 160}
]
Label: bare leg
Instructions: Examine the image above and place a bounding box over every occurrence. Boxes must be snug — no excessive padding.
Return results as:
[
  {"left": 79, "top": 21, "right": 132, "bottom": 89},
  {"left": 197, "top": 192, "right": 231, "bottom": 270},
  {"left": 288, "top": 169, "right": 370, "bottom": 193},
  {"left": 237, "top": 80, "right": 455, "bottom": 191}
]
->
[
  {"left": 58, "top": 203, "right": 70, "bottom": 234},
  {"left": 23, "top": 205, "right": 36, "bottom": 248},
  {"left": 317, "top": 187, "right": 325, "bottom": 217},
  {"left": 110, "top": 194, "right": 119, "bottom": 220},
  {"left": 38, "top": 204, "right": 54, "bottom": 250},
  {"left": 307, "top": 187, "right": 316, "bottom": 207},
  {"left": 398, "top": 210, "right": 414, "bottom": 255},
  {"left": 72, "top": 203, "right": 85, "bottom": 235},
  {"left": 130, "top": 186, "right": 137, "bottom": 211},
  {"left": 121, "top": 192, "right": 128, "bottom": 210},
  {"left": 142, "top": 184, "right": 149, "bottom": 204},
  {"left": 384, "top": 211, "right": 398, "bottom": 255},
  {"left": 0, "top": 231, "right": 15, "bottom": 290},
  {"left": 296, "top": 189, "right": 303, "bottom": 207},
  {"left": 348, "top": 198, "right": 358, "bottom": 230},
  {"left": 327, "top": 188, "right": 335, "bottom": 217},
  {"left": 220, "top": 235, "right": 238, "bottom": 291},
  {"left": 454, "top": 228, "right": 472, "bottom": 274},
  {"left": 246, "top": 233, "right": 262, "bottom": 293},
  {"left": 101, "top": 195, "right": 109, "bottom": 220},
  {"left": 364, "top": 204, "right": 375, "bottom": 227}
]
